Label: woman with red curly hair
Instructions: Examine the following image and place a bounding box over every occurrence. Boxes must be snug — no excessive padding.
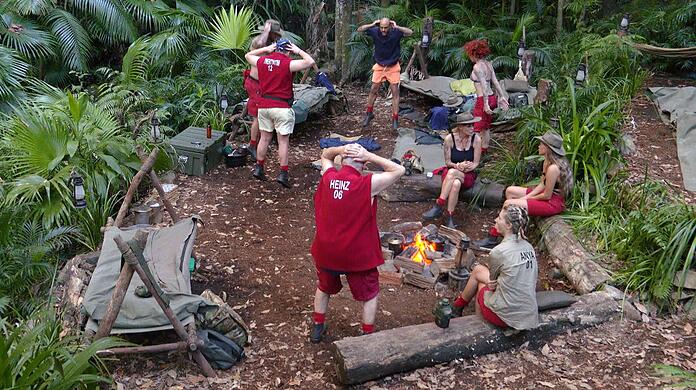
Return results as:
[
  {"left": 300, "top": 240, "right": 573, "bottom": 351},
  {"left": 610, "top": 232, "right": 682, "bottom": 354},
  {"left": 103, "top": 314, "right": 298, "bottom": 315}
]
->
[{"left": 463, "top": 39, "right": 509, "bottom": 153}]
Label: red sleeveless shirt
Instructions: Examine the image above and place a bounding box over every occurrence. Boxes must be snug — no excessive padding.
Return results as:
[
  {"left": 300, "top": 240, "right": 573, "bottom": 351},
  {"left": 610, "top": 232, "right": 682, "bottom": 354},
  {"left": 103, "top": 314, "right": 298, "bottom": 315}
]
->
[
  {"left": 311, "top": 166, "right": 384, "bottom": 272},
  {"left": 256, "top": 52, "right": 293, "bottom": 109}
]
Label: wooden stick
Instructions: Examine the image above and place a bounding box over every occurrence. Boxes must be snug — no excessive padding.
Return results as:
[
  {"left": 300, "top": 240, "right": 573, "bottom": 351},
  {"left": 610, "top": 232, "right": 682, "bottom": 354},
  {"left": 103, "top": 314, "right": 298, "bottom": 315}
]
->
[
  {"left": 98, "top": 341, "right": 190, "bottom": 356},
  {"left": 93, "top": 231, "right": 148, "bottom": 340},
  {"left": 136, "top": 146, "right": 180, "bottom": 223},
  {"left": 113, "top": 234, "right": 216, "bottom": 377},
  {"left": 113, "top": 148, "right": 159, "bottom": 228}
]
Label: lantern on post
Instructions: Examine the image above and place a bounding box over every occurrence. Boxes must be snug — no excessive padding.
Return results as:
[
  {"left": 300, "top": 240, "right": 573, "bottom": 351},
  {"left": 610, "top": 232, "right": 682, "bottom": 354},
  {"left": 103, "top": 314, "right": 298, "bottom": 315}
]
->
[
  {"left": 219, "top": 94, "right": 229, "bottom": 113},
  {"left": 70, "top": 171, "right": 87, "bottom": 209},
  {"left": 618, "top": 13, "right": 630, "bottom": 35},
  {"left": 150, "top": 115, "right": 161, "bottom": 143},
  {"left": 420, "top": 17, "right": 433, "bottom": 49},
  {"left": 575, "top": 63, "right": 587, "bottom": 86},
  {"left": 517, "top": 40, "right": 526, "bottom": 59}
]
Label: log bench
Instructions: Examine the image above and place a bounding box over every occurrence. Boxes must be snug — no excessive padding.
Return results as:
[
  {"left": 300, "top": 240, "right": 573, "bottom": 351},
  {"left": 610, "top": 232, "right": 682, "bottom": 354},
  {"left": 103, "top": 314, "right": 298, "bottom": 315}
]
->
[{"left": 332, "top": 291, "right": 618, "bottom": 385}]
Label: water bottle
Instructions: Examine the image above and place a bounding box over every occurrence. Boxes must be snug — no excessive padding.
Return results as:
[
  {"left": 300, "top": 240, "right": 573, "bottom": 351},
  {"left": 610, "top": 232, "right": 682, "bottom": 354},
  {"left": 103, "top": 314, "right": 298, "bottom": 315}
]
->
[
  {"left": 433, "top": 298, "right": 453, "bottom": 328},
  {"left": 206, "top": 123, "right": 212, "bottom": 139}
]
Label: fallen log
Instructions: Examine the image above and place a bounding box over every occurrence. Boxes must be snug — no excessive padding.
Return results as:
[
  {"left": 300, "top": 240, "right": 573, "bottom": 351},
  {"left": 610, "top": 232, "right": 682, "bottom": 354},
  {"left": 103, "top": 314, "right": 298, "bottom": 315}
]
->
[
  {"left": 380, "top": 175, "right": 504, "bottom": 207},
  {"left": 540, "top": 216, "right": 611, "bottom": 294},
  {"left": 333, "top": 291, "right": 618, "bottom": 385}
]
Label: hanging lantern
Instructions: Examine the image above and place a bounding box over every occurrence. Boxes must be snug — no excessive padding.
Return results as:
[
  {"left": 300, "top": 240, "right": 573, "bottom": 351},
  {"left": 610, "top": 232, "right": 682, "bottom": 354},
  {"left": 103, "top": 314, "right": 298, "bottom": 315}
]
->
[
  {"left": 420, "top": 17, "right": 433, "bottom": 49},
  {"left": 219, "top": 94, "right": 229, "bottom": 113},
  {"left": 150, "top": 116, "right": 161, "bottom": 143},
  {"left": 517, "top": 40, "right": 526, "bottom": 59},
  {"left": 619, "top": 13, "right": 630, "bottom": 34},
  {"left": 575, "top": 63, "right": 587, "bottom": 86},
  {"left": 550, "top": 117, "right": 559, "bottom": 129},
  {"left": 214, "top": 83, "right": 224, "bottom": 101},
  {"left": 70, "top": 171, "right": 87, "bottom": 209}
]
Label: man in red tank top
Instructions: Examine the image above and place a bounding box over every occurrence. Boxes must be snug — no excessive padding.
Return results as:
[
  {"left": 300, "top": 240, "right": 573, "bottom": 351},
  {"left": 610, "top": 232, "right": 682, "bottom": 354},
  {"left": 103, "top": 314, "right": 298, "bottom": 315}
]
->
[
  {"left": 309, "top": 144, "right": 405, "bottom": 343},
  {"left": 245, "top": 39, "right": 315, "bottom": 188}
]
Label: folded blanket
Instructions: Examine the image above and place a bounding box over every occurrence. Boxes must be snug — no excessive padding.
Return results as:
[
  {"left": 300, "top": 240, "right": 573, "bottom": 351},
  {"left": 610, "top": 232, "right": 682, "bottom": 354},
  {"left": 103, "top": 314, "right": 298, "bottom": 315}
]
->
[{"left": 319, "top": 137, "right": 381, "bottom": 151}]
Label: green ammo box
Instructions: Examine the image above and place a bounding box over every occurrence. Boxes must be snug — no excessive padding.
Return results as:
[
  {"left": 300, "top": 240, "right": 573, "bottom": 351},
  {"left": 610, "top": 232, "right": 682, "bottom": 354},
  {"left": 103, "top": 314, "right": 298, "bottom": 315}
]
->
[{"left": 170, "top": 126, "right": 226, "bottom": 176}]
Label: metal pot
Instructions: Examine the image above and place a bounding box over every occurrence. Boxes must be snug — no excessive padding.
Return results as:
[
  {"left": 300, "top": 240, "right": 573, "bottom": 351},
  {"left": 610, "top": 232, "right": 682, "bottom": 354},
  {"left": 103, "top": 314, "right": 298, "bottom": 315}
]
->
[
  {"left": 388, "top": 237, "right": 404, "bottom": 255},
  {"left": 225, "top": 147, "right": 249, "bottom": 168}
]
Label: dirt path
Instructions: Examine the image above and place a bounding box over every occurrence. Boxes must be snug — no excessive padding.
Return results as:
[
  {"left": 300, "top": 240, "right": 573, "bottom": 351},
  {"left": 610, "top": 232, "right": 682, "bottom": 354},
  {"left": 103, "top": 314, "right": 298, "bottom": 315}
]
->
[{"left": 111, "top": 81, "right": 695, "bottom": 389}]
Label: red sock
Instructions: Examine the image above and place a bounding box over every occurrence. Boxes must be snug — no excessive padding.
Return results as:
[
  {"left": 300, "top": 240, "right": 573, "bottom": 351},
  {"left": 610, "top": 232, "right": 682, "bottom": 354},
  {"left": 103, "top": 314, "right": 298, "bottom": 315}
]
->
[
  {"left": 249, "top": 139, "right": 257, "bottom": 146},
  {"left": 313, "top": 312, "right": 325, "bottom": 324},
  {"left": 392, "top": 113, "right": 398, "bottom": 120},
  {"left": 256, "top": 159, "right": 265, "bottom": 166},
  {"left": 481, "top": 147, "right": 488, "bottom": 154},
  {"left": 489, "top": 226, "right": 499, "bottom": 237},
  {"left": 447, "top": 210, "right": 455, "bottom": 216},
  {"left": 280, "top": 165, "right": 289, "bottom": 171},
  {"left": 366, "top": 106, "right": 374, "bottom": 113},
  {"left": 361, "top": 323, "right": 374, "bottom": 334},
  {"left": 453, "top": 296, "right": 469, "bottom": 308},
  {"left": 436, "top": 197, "right": 445, "bottom": 207}
]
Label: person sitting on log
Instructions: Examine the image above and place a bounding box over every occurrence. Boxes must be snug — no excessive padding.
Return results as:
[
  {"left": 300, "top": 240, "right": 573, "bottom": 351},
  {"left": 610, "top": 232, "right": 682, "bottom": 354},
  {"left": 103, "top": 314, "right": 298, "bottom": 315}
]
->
[
  {"left": 422, "top": 113, "right": 482, "bottom": 228},
  {"left": 474, "top": 131, "right": 574, "bottom": 250},
  {"left": 309, "top": 144, "right": 405, "bottom": 343},
  {"left": 451, "top": 205, "right": 539, "bottom": 330}
]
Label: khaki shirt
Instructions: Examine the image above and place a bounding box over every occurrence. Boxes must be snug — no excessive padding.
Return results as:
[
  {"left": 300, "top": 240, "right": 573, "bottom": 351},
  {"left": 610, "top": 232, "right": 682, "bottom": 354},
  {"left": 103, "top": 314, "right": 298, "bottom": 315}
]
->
[{"left": 483, "top": 236, "right": 539, "bottom": 329}]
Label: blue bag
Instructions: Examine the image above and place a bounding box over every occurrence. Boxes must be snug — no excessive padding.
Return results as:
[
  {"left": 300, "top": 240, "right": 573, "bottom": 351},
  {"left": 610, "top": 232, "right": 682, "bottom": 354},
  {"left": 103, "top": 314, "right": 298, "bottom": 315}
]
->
[
  {"left": 314, "top": 72, "right": 336, "bottom": 95},
  {"left": 429, "top": 106, "right": 450, "bottom": 130}
]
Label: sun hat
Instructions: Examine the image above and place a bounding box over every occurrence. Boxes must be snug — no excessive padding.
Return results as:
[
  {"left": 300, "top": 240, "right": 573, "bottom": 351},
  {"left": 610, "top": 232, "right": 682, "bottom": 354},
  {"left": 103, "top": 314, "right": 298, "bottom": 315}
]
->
[
  {"left": 451, "top": 112, "right": 482, "bottom": 127},
  {"left": 535, "top": 131, "right": 566, "bottom": 156},
  {"left": 442, "top": 95, "right": 464, "bottom": 108}
]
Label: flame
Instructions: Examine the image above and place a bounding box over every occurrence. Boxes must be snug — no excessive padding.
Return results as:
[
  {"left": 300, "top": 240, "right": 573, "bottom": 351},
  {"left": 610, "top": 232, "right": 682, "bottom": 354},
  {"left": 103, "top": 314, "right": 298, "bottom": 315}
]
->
[{"left": 409, "top": 233, "right": 436, "bottom": 264}]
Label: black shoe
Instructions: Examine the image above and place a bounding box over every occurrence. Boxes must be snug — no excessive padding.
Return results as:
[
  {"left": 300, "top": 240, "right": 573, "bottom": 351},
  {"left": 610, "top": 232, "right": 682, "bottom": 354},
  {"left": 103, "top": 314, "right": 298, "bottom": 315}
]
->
[
  {"left": 252, "top": 163, "right": 266, "bottom": 181},
  {"left": 452, "top": 304, "right": 464, "bottom": 318},
  {"left": 362, "top": 112, "right": 375, "bottom": 127},
  {"left": 473, "top": 235, "right": 502, "bottom": 251},
  {"left": 445, "top": 215, "right": 456, "bottom": 229},
  {"left": 276, "top": 170, "right": 291, "bottom": 188},
  {"left": 392, "top": 119, "right": 399, "bottom": 130},
  {"left": 247, "top": 144, "right": 257, "bottom": 161},
  {"left": 422, "top": 204, "right": 444, "bottom": 220},
  {"left": 310, "top": 323, "right": 326, "bottom": 343}
]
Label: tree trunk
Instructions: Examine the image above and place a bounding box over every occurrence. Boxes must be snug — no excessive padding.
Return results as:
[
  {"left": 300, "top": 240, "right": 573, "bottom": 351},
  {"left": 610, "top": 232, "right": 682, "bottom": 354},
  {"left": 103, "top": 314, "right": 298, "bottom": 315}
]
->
[
  {"left": 540, "top": 216, "right": 611, "bottom": 294},
  {"left": 334, "top": 0, "right": 346, "bottom": 76},
  {"left": 339, "top": 0, "right": 353, "bottom": 83},
  {"left": 379, "top": 175, "right": 504, "bottom": 208},
  {"left": 556, "top": 0, "right": 564, "bottom": 36},
  {"left": 333, "top": 291, "right": 619, "bottom": 385},
  {"left": 510, "top": 0, "right": 517, "bottom": 15}
]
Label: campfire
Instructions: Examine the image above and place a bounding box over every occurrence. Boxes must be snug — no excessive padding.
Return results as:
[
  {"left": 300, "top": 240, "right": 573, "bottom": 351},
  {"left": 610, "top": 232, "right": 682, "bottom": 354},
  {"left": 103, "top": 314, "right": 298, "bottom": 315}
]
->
[{"left": 379, "top": 223, "right": 473, "bottom": 290}]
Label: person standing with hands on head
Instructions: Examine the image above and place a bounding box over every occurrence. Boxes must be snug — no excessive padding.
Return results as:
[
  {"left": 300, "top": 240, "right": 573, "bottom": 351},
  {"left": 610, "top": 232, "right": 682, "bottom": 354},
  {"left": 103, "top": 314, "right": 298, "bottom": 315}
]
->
[
  {"left": 357, "top": 18, "right": 412, "bottom": 130},
  {"left": 245, "top": 38, "right": 315, "bottom": 188},
  {"left": 309, "top": 144, "right": 405, "bottom": 343},
  {"left": 243, "top": 20, "right": 283, "bottom": 159}
]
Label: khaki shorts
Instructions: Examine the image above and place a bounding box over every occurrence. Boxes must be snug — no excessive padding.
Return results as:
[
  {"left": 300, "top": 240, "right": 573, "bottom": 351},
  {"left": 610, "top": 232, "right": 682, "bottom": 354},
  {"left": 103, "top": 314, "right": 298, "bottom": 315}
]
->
[
  {"left": 372, "top": 63, "right": 401, "bottom": 84},
  {"left": 258, "top": 107, "right": 295, "bottom": 135}
]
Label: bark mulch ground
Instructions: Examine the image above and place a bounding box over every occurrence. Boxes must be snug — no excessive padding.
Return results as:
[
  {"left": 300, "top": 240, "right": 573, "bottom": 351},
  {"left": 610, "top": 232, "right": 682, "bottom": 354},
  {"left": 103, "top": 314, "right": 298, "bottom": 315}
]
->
[{"left": 110, "top": 78, "right": 695, "bottom": 389}]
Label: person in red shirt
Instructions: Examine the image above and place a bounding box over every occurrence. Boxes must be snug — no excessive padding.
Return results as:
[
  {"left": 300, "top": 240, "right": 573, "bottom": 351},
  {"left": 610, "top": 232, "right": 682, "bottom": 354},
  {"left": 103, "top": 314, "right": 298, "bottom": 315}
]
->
[
  {"left": 244, "top": 39, "right": 315, "bottom": 188},
  {"left": 309, "top": 144, "right": 405, "bottom": 343},
  {"left": 243, "top": 20, "right": 282, "bottom": 159}
]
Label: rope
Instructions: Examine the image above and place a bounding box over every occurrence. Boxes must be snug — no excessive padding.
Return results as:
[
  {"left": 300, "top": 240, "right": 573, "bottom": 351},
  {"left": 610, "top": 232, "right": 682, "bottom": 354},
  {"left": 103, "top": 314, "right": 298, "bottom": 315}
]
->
[{"left": 633, "top": 43, "right": 696, "bottom": 58}]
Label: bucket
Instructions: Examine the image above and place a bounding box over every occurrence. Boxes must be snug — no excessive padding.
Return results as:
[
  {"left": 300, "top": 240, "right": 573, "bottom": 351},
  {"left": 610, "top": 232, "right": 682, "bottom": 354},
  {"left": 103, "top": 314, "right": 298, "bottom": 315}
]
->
[
  {"left": 225, "top": 147, "right": 249, "bottom": 168},
  {"left": 149, "top": 202, "right": 162, "bottom": 224},
  {"left": 448, "top": 268, "right": 470, "bottom": 292},
  {"left": 133, "top": 205, "right": 151, "bottom": 225}
]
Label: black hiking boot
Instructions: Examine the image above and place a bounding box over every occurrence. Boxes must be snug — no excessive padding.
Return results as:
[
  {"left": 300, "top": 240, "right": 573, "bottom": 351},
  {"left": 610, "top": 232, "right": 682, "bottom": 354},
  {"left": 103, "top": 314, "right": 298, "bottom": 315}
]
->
[
  {"left": 310, "top": 323, "right": 327, "bottom": 343},
  {"left": 422, "top": 204, "right": 444, "bottom": 220},
  {"left": 276, "top": 170, "right": 291, "bottom": 188},
  {"left": 452, "top": 304, "right": 464, "bottom": 318},
  {"left": 252, "top": 163, "right": 266, "bottom": 181},
  {"left": 362, "top": 111, "right": 375, "bottom": 127},
  {"left": 445, "top": 215, "right": 456, "bottom": 229},
  {"left": 473, "top": 234, "right": 502, "bottom": 252}
]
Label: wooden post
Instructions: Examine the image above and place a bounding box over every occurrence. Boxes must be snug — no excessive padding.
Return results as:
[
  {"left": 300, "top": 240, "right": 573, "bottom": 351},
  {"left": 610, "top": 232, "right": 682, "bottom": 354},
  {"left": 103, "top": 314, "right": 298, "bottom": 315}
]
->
[
  {"left": 113, "top": 148, "right": 159, "bottom": 227},
  {"left": 113, "top": 234, "right": 216, "bottom": 377},
  {"left": 136, "top": 147, "right": 180, "bottom": 223},
  {"left": 98, "top": 341, "right": 192, "bottom": 356},
  {"left": 93, "top": 230, "right": 148, "bottom": 340}
]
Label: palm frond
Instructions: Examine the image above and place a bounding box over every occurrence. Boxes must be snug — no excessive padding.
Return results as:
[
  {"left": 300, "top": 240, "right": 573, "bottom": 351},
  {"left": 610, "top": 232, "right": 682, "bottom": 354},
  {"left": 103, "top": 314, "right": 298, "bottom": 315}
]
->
[
  {"left": 206, "top": 5, "right": 254, "bottom": 52},
  {"left": 0, "top": 46, "right": 31, "bottom": 102},
  {"left": 13, "top": 0, "right": 55, "bottom": 16},
  {"left": 67, "top": 0, "right": 138, "bottom": 43},
  {"left": 0, "top": 14, "right": 56, "bottom": 60},
  {"left": 120, "top": 36, "right": 151, "bottom": 85},
  {"left": 46, "top": 8, "right": 92, "bottom": 71}
]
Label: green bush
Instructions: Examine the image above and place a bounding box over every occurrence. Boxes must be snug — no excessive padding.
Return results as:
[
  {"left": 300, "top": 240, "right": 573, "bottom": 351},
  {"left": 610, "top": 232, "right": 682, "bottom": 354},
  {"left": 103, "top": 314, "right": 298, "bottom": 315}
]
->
[{"left": 0, "top": 308, "right": 126, "bottom": 389}]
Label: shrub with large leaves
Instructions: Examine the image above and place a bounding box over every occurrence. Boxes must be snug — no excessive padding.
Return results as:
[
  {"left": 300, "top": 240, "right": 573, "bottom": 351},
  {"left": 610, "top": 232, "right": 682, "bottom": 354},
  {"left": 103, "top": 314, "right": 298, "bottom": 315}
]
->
[{"left": 2, "top": 90, "right": 140, "bottom": 228}]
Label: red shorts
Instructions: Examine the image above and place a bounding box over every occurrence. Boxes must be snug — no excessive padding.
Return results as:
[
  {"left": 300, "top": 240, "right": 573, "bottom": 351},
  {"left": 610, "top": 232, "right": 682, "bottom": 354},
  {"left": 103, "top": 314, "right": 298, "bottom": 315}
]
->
[
  {"left": 436, "top": 168, "right": 476, "bottom": 188},
  {"left": 477, "top": 286, "right": 507, "bottom": 328},
  {"left": 243, "top": 74, "right": 260, "bottom": 117},
  {"left": 473, "top": 95, "right": 498, "bottom": 132},
  {"left": 316, "top": 267, "right": 379, "bottom": 302},
  {"left": 525, "top": 187, "right": 565, "bottom": 217}
]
